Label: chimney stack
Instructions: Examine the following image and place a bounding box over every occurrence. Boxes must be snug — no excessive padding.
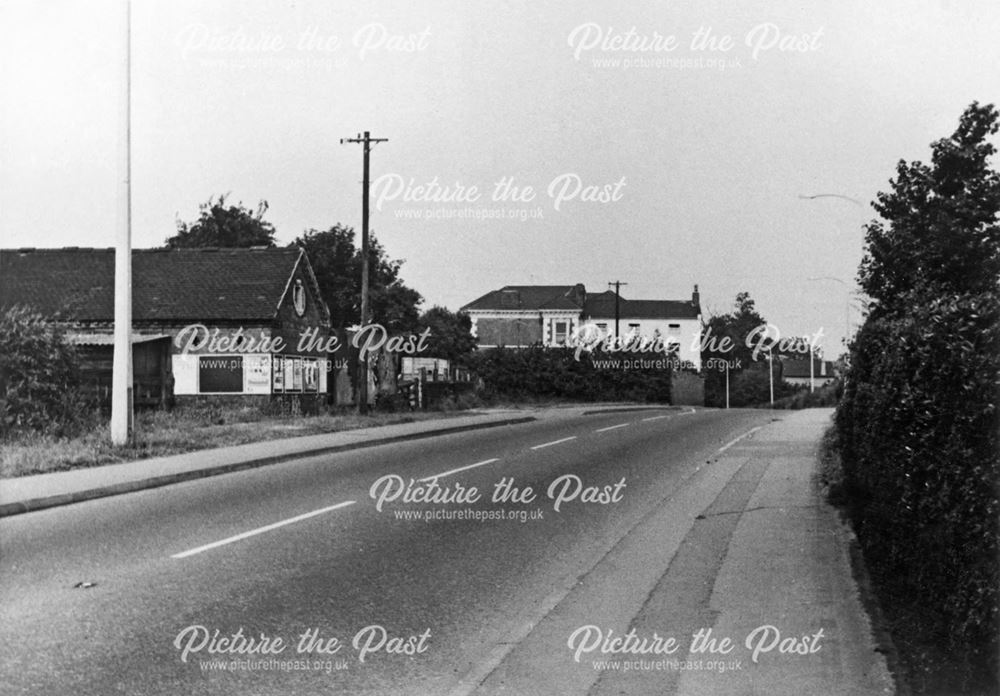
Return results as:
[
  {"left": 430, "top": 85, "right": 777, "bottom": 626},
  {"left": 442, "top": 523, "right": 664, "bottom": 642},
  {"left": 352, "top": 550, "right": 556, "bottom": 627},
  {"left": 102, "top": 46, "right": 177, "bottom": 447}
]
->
[{"left": 692, "top": 284, "right": 700, "bottom": 309}]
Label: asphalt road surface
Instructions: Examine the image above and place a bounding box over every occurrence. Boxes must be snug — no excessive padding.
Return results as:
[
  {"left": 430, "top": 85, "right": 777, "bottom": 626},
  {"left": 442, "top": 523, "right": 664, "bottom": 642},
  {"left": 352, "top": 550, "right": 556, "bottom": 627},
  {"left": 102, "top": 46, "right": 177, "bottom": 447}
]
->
[{"left": 1, "top": 407, "right": 776, "bottom": 695}]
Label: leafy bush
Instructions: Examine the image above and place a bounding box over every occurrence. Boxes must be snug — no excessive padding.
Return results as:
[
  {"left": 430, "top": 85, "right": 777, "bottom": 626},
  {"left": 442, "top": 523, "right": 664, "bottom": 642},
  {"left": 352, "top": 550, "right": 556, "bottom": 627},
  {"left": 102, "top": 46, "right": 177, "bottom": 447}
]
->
[
  {"left": 728, "top": 364, "right": 797, "bottom": 407},
  {"left": 468, "top": 346, "right": 673, "bottom": 403},
  {"left": 837, "top": 292, "right": 1000, "bottom": 667},
  {"left": 0, "top": 306, "right": 89, "bottom": 436}
]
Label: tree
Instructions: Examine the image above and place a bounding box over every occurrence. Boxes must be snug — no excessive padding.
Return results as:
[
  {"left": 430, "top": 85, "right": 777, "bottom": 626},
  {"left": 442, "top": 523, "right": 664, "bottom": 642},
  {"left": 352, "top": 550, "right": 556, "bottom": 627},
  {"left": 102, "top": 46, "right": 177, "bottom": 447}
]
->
[
  {"left": 415, "top": 306, "right": 477, "bottom": 364},
  {"left": 291, "top": 226, "right": 423, "bottom": 331},
  {"left": 859, "top": 102, "right": 1000, "bottom": 315},
  {"left": 166, "top": 194, "right": 277, "bottom": 248},
  {"left": 701, "top": 292, "right": 771, "bottom": 407},
  {"left": 702, "top": 291, "right": 768, "bottom": 368},
  {"left": 0, "top": 306, "right": 84, "bottom": 435}
]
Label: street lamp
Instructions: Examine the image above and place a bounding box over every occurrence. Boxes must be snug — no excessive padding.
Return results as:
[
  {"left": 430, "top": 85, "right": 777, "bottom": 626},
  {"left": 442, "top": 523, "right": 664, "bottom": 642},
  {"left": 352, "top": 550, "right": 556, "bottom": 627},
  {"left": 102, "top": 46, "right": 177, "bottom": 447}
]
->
[{"left": 798, "top": 191, "right": 863, "bottom": 358}]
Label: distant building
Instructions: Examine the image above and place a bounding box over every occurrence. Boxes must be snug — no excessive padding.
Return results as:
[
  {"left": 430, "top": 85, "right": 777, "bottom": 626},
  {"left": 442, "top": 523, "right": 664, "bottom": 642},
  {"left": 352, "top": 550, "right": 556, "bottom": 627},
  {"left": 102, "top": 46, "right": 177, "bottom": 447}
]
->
[
  {"left": 582, "top": 286, "right": 702, "bottom": 370},
  {"left": 782, "top": 358, "right": 838, "bottom": 388},
  {"left": 461, "top": 284, "right": 587, "bottom": 348},
  {"left": 460, "top": 283, "right": 702, "bottom": 370},
  {"left": 0, "top": 247, "right": 334, "bottom": 407}
]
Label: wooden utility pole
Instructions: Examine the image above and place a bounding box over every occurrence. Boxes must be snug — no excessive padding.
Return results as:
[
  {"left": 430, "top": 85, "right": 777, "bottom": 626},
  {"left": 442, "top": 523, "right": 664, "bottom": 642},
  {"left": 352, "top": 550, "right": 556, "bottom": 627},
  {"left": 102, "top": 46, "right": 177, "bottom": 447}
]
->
[
  {"left": 341, "top": 131, "right": 388, "bottom": 414},
  {"left": 111, "top": 0, "right": 133, "bottom": 445},
  {"left": 608, "top": 280, "right": 628, "bottom": 338}
]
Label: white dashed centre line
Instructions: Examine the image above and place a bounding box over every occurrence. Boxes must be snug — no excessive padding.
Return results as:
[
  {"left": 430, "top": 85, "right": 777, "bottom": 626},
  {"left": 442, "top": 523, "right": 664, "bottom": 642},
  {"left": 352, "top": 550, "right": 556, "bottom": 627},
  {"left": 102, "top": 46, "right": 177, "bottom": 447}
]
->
[
  {"left": 171, "top": 500, "right": 356, "bottom": 559},
  {"left": 530, "top": 436, "right": 577, "bottom": 450},
  {"left": 419, "top": 458, "right": 500, "bottom": 482},
  {"left": 595, "top": 423, "right": 630, "bottom": 433}
]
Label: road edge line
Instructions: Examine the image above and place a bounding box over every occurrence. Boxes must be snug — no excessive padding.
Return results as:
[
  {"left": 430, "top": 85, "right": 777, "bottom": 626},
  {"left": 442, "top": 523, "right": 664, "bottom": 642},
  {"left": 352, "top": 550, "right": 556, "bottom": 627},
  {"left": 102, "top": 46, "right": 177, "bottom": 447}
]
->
[{"left": 718, "top": 426, "right": 763, "bottom": 453}]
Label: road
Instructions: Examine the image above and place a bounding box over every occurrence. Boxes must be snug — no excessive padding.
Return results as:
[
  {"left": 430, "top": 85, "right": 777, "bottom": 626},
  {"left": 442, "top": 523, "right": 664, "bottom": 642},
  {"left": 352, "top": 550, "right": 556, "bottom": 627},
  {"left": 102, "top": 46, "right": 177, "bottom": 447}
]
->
[{"left": 1, "top": 407, "right": 778, "bottom": 695}]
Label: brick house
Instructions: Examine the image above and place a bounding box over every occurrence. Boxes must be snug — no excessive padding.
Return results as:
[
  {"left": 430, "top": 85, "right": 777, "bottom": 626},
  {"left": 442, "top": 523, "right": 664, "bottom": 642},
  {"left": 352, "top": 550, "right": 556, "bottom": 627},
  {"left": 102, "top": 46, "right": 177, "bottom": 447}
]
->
[
  {"left": 0, "top": 247, "right": 335, "bottom": 408},
  {"left": 460, "top": 284, "right": 587, "bottom": 348}
]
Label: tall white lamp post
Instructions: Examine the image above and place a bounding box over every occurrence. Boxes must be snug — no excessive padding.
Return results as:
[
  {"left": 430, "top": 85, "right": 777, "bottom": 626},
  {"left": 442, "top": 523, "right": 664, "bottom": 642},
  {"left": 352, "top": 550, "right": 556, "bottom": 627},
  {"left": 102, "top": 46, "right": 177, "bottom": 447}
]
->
[{"left": 111, "top": 0, "right": 133, "bottom": 445}]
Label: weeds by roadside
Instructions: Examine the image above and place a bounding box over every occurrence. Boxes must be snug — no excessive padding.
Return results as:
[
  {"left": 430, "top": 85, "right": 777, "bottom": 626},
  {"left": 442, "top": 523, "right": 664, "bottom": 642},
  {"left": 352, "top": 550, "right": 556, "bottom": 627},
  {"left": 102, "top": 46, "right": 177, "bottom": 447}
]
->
[
  {"left": 758, "top": 381, "right": 841, "bottom": 410},
  {"left": 0, "top": 404, "right": 464, "bottom": 478}
]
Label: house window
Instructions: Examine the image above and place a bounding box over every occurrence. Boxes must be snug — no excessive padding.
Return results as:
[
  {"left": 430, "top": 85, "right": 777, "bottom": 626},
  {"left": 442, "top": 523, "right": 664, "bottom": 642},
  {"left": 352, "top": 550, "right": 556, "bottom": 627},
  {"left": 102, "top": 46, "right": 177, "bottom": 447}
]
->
[
  {"left": 596, "top": 322, "right": 608, "bottom": 332},
  {"left": 199, "top": 355, "right": 243, "bottom": 393},
  {"left": 668, "top": 323, "right": 681, "bottom": 335},
  {"left": 628, "top": 323, "right": 640, "bottom": 333},
  {"left": 553, "top": 321, "right": 569, "bottom": 345},
  {"left": 292, "top": 279, "right": 306, "bottom": 316}
]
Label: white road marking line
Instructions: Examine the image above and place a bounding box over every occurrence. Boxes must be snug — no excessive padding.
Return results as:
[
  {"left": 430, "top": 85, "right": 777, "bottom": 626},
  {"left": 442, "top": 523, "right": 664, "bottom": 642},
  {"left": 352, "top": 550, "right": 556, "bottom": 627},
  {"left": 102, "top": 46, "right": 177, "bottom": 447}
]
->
[
  {"left": 595, "top": 423, "right": 630, "bottom": 433},
  {"left": 718, "top": 426, "right": 763, "bottom": 453},
  {"left": 419, "top": 458, "right": 500, "bottom": 482},
  {"left": 678, "top": 408, "right": 696, "bottom": 416},
  {"left": 641, "top": 414, "right": 672, "bottom": 422},
  {"left": 530, "top": 436, "right": 577, "bottom": 450},
  {"left": 170, "top": 500, "right": 356, "bottom": 559}
]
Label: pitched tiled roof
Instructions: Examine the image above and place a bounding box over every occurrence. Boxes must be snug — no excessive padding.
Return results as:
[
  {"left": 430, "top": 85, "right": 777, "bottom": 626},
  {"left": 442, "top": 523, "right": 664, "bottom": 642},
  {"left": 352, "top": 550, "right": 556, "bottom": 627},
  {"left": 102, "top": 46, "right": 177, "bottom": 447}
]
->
[
  {"left": 462, "top": 285, "right": 585, "bottom": 311},
  {"left": 0, "top": 247, "right": 321, "bottom": 323},
  {"left": 584, "top": 290, "right": 700, "bottom": 320}
]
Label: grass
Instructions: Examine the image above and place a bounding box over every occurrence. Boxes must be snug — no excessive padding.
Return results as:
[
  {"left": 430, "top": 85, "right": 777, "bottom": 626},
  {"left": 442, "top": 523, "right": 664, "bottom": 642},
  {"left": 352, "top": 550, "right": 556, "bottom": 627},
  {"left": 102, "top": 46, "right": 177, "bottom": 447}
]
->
[{"left": 0, "top": 404, "right": 468, "bottom": 478}]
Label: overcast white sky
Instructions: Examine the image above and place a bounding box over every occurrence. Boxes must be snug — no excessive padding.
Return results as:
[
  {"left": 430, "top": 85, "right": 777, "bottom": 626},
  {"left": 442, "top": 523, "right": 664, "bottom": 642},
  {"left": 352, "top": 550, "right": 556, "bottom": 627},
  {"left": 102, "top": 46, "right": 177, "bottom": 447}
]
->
[{"left": 2, "top": 0, "right": 999, "bottom": 355}]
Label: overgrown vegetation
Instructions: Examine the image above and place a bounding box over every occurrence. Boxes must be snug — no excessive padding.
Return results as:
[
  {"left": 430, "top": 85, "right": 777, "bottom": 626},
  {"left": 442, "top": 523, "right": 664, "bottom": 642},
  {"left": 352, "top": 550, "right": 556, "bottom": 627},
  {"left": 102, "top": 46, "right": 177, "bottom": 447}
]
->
[
  {"left": 836, "top": 102, "right": 1000, "bottom": 694},
  {"left": 765, "top": 380, "right": 841, "bottom": 410},
  {"left": 713, "top": 363, "right": 800, "bottom": 407},
  {"left": 0, "top": 306, "right": 92, "bottom": 438},
  {"left": 468, "top": 345, "right": 672, "bottom": 402},
  {"left": 0, "top": 403, "right": 465, "bottom": 478}
]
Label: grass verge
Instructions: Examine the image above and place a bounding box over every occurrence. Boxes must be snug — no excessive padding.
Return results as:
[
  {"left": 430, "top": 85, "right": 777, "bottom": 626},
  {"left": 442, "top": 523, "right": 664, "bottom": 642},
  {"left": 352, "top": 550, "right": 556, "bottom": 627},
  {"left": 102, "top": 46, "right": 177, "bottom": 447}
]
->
[{"left": 0, "top": 406, "right": 468, "bottom": 478}]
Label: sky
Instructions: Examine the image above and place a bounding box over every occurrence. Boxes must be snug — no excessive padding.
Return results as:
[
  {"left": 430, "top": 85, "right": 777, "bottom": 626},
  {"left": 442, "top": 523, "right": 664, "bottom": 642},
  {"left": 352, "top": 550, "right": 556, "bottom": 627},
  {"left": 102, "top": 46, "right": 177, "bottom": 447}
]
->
[{"left": 2, "top": 0, "right": 999, "bottom": 356}]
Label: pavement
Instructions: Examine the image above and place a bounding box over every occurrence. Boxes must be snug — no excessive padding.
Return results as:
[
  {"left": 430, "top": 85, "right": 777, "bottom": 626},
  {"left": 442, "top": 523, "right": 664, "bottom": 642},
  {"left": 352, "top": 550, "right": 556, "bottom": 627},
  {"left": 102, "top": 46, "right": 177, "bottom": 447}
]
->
[{"left": 653, "top": 409, "right": 895, "bottom": 695}]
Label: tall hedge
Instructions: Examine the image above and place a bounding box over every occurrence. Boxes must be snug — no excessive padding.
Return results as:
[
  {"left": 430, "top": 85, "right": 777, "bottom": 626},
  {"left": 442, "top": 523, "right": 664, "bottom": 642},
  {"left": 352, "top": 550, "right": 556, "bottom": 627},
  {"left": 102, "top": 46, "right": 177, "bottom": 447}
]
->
[
  {"left": 469, "top": 345, "right": 673, "bottom": 403},
  {"left": 836, "top": 292, "right": 999, "bottom": 660}
]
